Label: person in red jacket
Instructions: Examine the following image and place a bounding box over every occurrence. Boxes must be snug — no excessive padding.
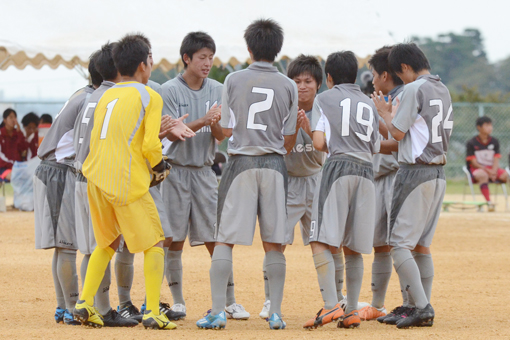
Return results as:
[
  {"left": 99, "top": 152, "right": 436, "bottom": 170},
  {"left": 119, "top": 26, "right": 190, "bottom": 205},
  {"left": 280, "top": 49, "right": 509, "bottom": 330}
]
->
[
  {"left": 0, "top": 108, "right": 28, "bottom": 181},
  {"left": 21, "top": 112, "right": 40, "bottom": 161}
]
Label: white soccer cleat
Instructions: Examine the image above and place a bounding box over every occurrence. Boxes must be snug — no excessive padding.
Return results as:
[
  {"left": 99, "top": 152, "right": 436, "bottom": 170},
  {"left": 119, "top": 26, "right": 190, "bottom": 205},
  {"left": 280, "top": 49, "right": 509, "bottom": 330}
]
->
[
  {"left": 339, "top": 296, "right": 370, "bottom": 311},
  {"left": 170, "top": 303, "right": 186, "bottom": 315},
  {"left": 259, "top": 300, "right": 270, "bottom": 319},
  {"left": 225, "top": 303, "right": 250, "bottom": 320}
]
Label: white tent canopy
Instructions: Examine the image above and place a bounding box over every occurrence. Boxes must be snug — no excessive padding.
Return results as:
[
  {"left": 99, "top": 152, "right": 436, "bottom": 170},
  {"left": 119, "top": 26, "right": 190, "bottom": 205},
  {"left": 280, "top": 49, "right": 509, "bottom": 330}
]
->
[{"left": 0, "top": 0, "right": 395, "bottom": 71}]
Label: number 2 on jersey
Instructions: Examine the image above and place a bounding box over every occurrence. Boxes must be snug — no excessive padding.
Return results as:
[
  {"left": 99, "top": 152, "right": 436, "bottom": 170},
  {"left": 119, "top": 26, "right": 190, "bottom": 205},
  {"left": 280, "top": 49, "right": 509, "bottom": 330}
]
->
[
  {"left": 430, "top": 99, "right": 453, "bottom": 143},
  {"left": 100, "top": 98, "right": 119, "bottom": 140},
  {"left": 247, "top": 87, "right": 274, "bottom": 131}
]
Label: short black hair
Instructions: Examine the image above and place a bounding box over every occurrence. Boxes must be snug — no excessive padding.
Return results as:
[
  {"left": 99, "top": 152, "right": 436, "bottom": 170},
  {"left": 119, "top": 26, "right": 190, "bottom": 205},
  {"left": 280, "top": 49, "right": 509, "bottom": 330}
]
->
[
  {"left": 3, "top": 108, "right": 16, "bottom": 120},
  {"left": 287, "top": 55, "right": 323, "bottom": 89},
  {"left": 476, "top": 116, "right": 492, "bottom": 127},
  {"left": 40, "top": 114, "right": 53, "bottom": 124},
  {"left": 388, "top": 43, "right": 431, "bottom": 74},
  {"left": 244, "top": 19, "right": 283, "bottom": 62},
  {"left": 21, "top": 112, "right": 40, "bottom": 127},
  {"left": 94, "top": 42, "right": 118, "bottom": 81},
  {"left": 325, "top": 51, "right": 358, "bottom": 85},
  {"left": 180, "top": 32, "right": 216, "bottom": 68},
  {"left": 368, "top": 46, "right": 403, "bottom": 86},
  {"left": 88, "top": 51, "right": 103, "bottom": 87},
  {"left": 113, "top": 33, "right": 150, "bottom": 77}
]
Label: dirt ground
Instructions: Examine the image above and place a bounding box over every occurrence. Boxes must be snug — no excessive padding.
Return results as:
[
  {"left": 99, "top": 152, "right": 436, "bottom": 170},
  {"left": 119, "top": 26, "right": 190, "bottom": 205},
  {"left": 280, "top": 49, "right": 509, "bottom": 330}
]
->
[{"left": 0, "top": 194, "right": 509, "bottom": 339}]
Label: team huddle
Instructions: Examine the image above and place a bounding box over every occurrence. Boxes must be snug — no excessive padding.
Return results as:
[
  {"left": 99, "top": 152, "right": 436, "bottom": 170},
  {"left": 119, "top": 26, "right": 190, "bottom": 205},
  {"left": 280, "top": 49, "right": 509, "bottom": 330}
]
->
[{"left": 33, "top": 18, "right": 453, "bottom": 331}]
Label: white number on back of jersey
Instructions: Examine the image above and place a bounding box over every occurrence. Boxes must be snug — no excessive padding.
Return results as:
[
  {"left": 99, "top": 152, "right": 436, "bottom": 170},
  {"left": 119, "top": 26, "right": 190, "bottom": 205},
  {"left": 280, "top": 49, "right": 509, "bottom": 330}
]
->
[
  {"left": 78, "top": 102, "right": 97, "bottom": 144},
  {"left": 339, "top": 98, "right": 374, "bottom": 142},
  {"left": 430, "top": 99, "right": 453, "bottom": 143},
  {"left": 247, "top": 87, "right": 274, "bottom": 131},
  {"left": 100, "top": 98, "right": 119, "bottom": 140}
]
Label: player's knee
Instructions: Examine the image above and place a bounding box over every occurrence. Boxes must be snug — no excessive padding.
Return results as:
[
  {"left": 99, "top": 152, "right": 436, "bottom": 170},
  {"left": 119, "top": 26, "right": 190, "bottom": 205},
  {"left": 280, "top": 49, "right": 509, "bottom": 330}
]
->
[
  {"left": 342, "top": 246, "right": 360, "bottom": 256},
  {"left": 310, "top": 241, "right": 328, "bottom": 254},
  {"left": 169, "top": 241, "right": 185, "bottom": 251},
  {"left": 412, "top": 244, "right": 431, "bottom": 254}
]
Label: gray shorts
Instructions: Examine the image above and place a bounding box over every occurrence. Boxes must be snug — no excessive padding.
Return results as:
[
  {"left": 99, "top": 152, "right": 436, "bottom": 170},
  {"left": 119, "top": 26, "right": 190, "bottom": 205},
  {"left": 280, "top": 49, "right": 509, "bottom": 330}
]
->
[
  {"left": 34, "top": 161, "right": 77, "bottom": 250},
  {"left": 75, "top": 174, "right": 96, "bottom": 254},
  {"left": 284, "top": 172, "right": 321, "bottom": 246},
  {"left": 310, "top": 155, "right": 375, "bottom": 254},
  {"left": 389, "top": 164, "right": 446, "bottom": 249},
  {"left": 216, "top": 154, "right": 288, "bottom": 246},
  {"left": 373, "top": 171, "right": 397, "bottom": 247},
  {"left": 161, "top": 164, "right": 217, "bottom": 246}
]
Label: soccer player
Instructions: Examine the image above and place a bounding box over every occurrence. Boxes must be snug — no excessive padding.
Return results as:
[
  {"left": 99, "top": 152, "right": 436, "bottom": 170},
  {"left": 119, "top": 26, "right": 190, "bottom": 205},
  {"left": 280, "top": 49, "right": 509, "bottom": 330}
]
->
[
  {"left": 372, "top": 42, "right": 453, "bottom": 328},
  {"left": 258, "top": 55, "right": 328, "bottom": 319},
  {"left": 357, "top": 46, "right": 404, "bottom": 321},
  {"left": 466, "top": 116, "right": 508, "bottom": 211},
  {"left": 196, "top": 19, "right": 298, "bottom": 330},
  {"left": 306, "top": 51, "right": 380, "bottom": 329},
  {"left": 159, "top": 31, "right": 247, "bottom": 320},
  {"left": 34, "top": 58, "right": 96, "bottom": 326},
  {"left": 73, "top": 33, "right": 175, "bottom": 330}
]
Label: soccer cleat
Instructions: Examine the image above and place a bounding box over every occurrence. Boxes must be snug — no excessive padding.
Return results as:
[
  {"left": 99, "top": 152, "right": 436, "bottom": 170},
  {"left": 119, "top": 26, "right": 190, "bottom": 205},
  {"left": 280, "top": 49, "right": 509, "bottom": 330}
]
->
[
  {"left": 64, "top": 309, "right": 81, "bottom": 326},
  {"left": 196, "top": 310, "right": 227, "bottom": 329},
  {"left": 55, "top": 307, "right": 65, "bottom": 324},
  {"left": 225, "top": 303, "right": 250, "bottom": 320},
  {"left": 117, "top": 301, "right": 143, "bottom": 323},
  {"left": 337, "top": 310, "right": 361, "bottom": 328},
  {"left": 103, "top": 308, "right": 139, "bottom": 327},
  {"left": 259, "top": 300, "right": 270, "bottom": 319},
  {"left": 74, "top": 300, "right": 104, "bottom": 328},
  {"left": 268, "top": 313, "right": 286, "bottom": 330},
  {"left": 358, "top": 305, "right": 387, "bottom": 321},
  {"left": 339, "top": 296, "right": 370, "bottom": 311},
  {"left": 396, "top": 304, "right": 434, "bottom": 329},
  {"left": 303, "top": 304, "right": 344, "bottom": 329},
  {"left": 159, "top": 302, "right": 186, "bottom": 321},
  {"left": 379, "top": 305, "right": 414, "bottom": 325},
  {"left": 142, "top": 310, "right": 177, "bottom": 330}
]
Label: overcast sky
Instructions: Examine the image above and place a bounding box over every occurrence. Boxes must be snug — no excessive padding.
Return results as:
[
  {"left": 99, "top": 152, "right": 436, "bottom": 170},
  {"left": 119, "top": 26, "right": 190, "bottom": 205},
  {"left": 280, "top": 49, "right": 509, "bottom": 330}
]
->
[{"left": 0, "top": 0, "right": 508, "bottom": 104}]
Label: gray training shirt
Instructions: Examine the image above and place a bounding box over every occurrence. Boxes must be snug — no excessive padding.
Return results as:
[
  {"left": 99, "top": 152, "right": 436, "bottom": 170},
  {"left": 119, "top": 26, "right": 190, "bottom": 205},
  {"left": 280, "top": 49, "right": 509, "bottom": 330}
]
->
[
  {"left": 373, "top": 84, "right": 403, "bottom": 179},
  {"left": 221, "top": 62, "right": 298, "bottom": 156},
  {"left": 392, "top": 74, "right": 453, "bottom": 165},
  {"left": 285, "top": 110, "right": 325, "bottom": 177},
  {"left": 73, "top": 81, "right": 115, "bottom": 172},
  {"left": 38, "top": 86, "right": 94, "bottom": 166},
  {"left": 312, "top": 83, "right": 380, "bottom": 161},
  {"left": 160, "top": 74, "right": 222, "bottom": 167}
]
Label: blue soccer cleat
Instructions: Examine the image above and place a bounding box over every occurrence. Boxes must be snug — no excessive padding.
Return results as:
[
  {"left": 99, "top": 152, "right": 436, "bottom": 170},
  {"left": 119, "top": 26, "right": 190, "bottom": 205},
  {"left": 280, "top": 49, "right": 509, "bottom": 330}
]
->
[
  {"left": 196, "top": 311, "right": 227, "bottom": 329},
  {"left": 268, "top": 313, "right": 286, "bottom": 330},
  {"left": 55, "top": 307, "right": 65, "bottom": 323}
]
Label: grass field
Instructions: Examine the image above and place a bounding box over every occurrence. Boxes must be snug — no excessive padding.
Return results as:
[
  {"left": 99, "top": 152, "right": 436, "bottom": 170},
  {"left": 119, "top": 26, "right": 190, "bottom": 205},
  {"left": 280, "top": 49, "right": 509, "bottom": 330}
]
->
[{"left": 0, "top": 187, "right": 509, "bottom": 339}]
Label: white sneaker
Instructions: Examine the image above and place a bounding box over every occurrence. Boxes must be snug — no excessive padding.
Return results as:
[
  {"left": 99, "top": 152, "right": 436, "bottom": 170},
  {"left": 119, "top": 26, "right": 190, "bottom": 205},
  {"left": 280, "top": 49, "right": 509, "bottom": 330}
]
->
[
  {"left": 259, "top": 300, "right": 270, "bottom": 319},
  {"left": 225, "top": 303, "right": 250, "bottom": 320},
  {"left": 339, "top": 296, "right": 370, "bottom": 311},
  {"left": 171, "top": 303, "right": 186, "bottom": 314}
]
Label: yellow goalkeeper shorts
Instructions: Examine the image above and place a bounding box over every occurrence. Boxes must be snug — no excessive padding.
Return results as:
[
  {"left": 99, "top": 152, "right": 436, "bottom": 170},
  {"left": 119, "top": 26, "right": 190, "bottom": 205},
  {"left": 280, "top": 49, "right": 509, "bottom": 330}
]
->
[{"left": 87, "top": 182, "right": 165, "bottom": 253}]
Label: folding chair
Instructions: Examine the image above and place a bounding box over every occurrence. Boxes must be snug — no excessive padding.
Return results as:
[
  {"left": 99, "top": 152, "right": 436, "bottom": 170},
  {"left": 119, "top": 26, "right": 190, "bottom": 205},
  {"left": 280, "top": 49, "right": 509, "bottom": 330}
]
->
[
  {"left": 0, "top": 178, "right": 9, "bottom": 212},
  {"left": 462, "top": 165, "right": 508, "bottom": 211}
]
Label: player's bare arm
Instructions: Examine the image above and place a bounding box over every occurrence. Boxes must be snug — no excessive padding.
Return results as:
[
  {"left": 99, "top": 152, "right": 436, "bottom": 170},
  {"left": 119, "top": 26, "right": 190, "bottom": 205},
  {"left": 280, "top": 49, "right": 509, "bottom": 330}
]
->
[
  {"left": 312, "top": 130, "right": 328, "bottom": 153},
  {"left": 222, "top": 127, "right": 232, "bottom": 138},
  {"left": 163, "top": 114, "right": 196, "bottom": 141},
  {"left": 379, "top": 120, "right": 389, "bottom": 139},
  {"left": 371, "top": 91, "right": 405, "bottom": 141},
  {"left": 185, "top": 103, "right": 221, "bottom": 132},
  {"left": 210, "top": 120, "right": 225, "bottom": 141},
  {"left": 379, "top": 139, "right": 398, "bottom": 154}
]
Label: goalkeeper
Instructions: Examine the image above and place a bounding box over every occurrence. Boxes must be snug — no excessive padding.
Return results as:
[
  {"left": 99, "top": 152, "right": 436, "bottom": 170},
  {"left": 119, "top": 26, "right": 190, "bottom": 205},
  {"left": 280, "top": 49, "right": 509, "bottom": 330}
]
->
[{"left": 74, "top": 33, "right": 178, "bottom": 330}]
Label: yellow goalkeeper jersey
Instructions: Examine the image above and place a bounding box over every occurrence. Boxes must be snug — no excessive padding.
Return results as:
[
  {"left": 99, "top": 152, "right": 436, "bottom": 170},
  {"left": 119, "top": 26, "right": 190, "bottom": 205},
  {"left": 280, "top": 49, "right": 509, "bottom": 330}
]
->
[{"left": 83, "top": 81, "right": 163, "bottom": 206}]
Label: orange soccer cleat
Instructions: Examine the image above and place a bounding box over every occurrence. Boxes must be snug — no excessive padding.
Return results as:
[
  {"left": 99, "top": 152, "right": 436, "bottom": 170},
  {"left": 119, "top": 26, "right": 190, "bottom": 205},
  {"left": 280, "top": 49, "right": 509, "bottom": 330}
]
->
[
  {"left": 303, "top": 304, "right": 345, "bottom": 329},
  {"left": 358, "top": 305, "right": 387, "bottom": 321},
  {"left": 337, "top": 310, "right": 361, "bottom": 328}
]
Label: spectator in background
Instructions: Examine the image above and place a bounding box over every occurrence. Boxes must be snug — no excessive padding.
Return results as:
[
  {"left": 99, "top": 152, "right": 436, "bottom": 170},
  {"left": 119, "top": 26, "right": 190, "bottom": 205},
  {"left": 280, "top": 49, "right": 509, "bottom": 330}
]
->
[
  {"left": 0, "top": 108, "right": 28, "bottom": 181},
  {"left": 21, "top": 112, "right": 40, "bottom": 160},
  {"left": 360, "top": 70, "right": 375, "bottom": 96},
  {"left": 466, "top": 116, "right": 508, "bottom": 211},
  {"left": 38, "top": 113, "right": 53, "bottom": 145}
]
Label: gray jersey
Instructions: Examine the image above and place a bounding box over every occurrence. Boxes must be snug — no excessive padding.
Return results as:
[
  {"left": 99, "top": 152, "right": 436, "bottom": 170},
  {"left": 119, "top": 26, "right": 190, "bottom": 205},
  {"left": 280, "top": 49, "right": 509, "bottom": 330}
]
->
[
  {"left": 73, "top": 81, "right": 115, "bottom": 172},
  {"left": 312, "top": 84, "right": 380, "bottom": 161},
  {"left": 147, "top": 80, "right": 162, "bottom": 94},
  {"left": 373, "top": 85, "right": 403, "bottom": 179},
  {"left": 285, "top": 110, "right": 325, "bottom": 177},
  {"left": 221, "top": 62, "right": 298, "bottom": 156},
  {"left": 38, "top": 86, "right": 94, "bottom": 166},
  {"left": 160, "top": 74, "right": 222, "bottom": 167},
  {"left": 392, "top": 74, "right": 453, "bottom": 165}
]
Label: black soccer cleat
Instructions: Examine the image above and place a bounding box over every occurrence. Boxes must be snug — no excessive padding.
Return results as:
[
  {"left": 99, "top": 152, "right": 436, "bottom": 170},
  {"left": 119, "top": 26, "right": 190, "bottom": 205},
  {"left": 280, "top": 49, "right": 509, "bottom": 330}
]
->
[
  {"left": 103, "top": 308, "right": 139, "bottom": 327},
  {"left": 159, "top": 302, "right": 186, "bottom": 321},
  {"left": 396, "top": 304, "right": 434, "bottom": 329},
  {"left": 378, "top": 305, "right": 413, "bottom": 325},
  {"left": 117, "top": 301, "right": 143, "bottom": 323}
]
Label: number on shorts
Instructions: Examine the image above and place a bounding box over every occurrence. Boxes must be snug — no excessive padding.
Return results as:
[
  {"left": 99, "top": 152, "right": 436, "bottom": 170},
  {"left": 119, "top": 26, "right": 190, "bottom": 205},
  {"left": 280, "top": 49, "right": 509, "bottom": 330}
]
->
[
  {"left": 339, "top": 98, "right": 374, "bottom": 142},
  {"left": 430, "top": 99, "right": 453, "bottom": 143},
  {"left": 100, "top": 98, "right": 119, "bottom": 140},
  {"left": 247, "top": 87, "right": 274, "bottom": 131}
]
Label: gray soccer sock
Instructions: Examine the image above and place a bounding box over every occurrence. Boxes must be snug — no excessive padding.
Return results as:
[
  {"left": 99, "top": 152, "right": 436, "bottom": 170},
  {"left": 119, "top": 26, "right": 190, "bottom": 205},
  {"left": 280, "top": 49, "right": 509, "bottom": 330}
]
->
[
  {"left": 52, "top": 249, "right": 66, "bottom": 309},
  {"left": 80, "top": 254, "right": 90, "bottom": 289},
  {"left": 345, "top": 254, "right": 364, "bottom": 314},
  {"left": 413, "top": 252, "right": 434, "bottom": 303},
  {"left": 115, "top": 246, "right": 135, "bottom": 308},
  {"left": 166, "top": 250, "right": 185, "bottom": 305},
  {"left": 56, "top": 248, "right": 79, "bottom": 311},
  {"left": 332, "top": 252, "right": 345, "bottom": 301},
  {"left": 95, "top": 262, "right": 112, "bottom": 315},
  {"left": 371, "top": 252, "right": 392, "bottom": 309},
  {"left": 266, "top": 251, "right": 286, "bottom": 316},
  {"left": 313, "top": 250, "right": 337, "bottom": 310},
  {"left": 391, "top": 248, "right": 428, "bottom": 309},
  {"left": 263, "top": 255, "right": 270, "bottom": 301},
  {"left": 226, "top": 271, "right": 236, "bottom": 306},
  {"left": 210, "top": 245, "right": 232, "bottom": 315}
]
